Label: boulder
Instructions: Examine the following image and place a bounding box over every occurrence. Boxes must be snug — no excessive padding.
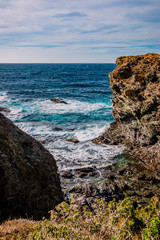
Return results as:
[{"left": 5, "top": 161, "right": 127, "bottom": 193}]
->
[{"left": 0, "top": 113, "right": 63, "bottom": 222}]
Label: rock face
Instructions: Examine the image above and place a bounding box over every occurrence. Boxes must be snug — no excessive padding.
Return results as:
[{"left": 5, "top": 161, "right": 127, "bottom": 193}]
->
[
  {"left": 94, "top": 53, "right": 160, "bottom": 172},
  {"left": 0, "top": 113, "right": 63, "bottom": 222}
]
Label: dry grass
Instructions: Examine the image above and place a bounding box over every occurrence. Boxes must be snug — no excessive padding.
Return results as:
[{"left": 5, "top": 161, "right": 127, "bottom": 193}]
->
[
  {"left": 0, "top": 197, "right": 160, "bottom": 240},
  {"left": 0, "top": 219, "right": 37, "bottom": 240}
]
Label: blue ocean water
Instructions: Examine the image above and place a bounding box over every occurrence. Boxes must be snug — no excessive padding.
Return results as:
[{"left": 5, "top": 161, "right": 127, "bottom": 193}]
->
[{"left": 0, "top": 64, "right": 124, "bottom": 170}]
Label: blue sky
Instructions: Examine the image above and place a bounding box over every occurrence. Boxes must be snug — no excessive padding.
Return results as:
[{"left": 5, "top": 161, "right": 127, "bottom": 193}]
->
[{"left": 0, "top": 0, "right": 159, "bottom": 63}]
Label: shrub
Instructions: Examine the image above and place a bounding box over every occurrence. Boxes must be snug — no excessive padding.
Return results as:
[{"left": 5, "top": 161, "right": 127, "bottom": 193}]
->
[{"left": 1, "top": 196, "right": 160, "bottom": 239}]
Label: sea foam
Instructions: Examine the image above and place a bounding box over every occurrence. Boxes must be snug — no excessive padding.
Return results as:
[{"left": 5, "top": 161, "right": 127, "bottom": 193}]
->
[{"left": 0, "top": 63, "right": 122, "bottom": 171}]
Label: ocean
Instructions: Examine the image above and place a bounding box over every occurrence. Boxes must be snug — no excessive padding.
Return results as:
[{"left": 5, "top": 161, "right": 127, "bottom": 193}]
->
[{"left": 0, "top": 63, "right": 124, "bottom": 170}]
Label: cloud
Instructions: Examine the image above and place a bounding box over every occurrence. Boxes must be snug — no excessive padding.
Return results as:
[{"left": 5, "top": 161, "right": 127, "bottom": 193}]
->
[
  {"left": 0, "top": 0, "right": 159, "bottom": 62},
  {"left": 55, "top": 11, "right": 87, "bottom": 18}
]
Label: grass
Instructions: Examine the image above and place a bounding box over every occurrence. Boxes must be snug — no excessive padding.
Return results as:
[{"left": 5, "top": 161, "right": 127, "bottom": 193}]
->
[
  {"left": 0, "top": 219, "right": 37, "bottom": 240},
  {"left": 0, "top": 196, "right": 160, "bottom": 239}
]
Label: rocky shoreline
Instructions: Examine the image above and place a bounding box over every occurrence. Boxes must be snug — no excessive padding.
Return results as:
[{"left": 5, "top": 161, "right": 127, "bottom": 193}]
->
[
  {"left": 60, "top": 53, "right": 160, "bottom": 209},
  {"left": 60, "top": 152, "right": 160, "bottom": 209},
  {"left": 0, "top": 53, "right": 159, "bottom": 223}
]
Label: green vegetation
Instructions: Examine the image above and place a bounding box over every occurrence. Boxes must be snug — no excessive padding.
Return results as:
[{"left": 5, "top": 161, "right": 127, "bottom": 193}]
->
[{"left": 1, "top": 196, "right": 160, "bottom": 239}]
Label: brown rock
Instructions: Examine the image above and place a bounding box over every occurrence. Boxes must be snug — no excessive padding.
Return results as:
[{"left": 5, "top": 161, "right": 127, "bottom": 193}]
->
[
  {"left": 50, "top": 98, "right": 67, "bottom": 104},
  {"left": 67, "top": 138, "right": 79, "bottom": 143},
  {"left": 61, "top": 170, "right": 74, "bottom": 178},
  {"left": 0, "top": 113, "right": 63, "bottom": 222},
  {"left": 76, "top": 172, "right": 88, "bottom": 177},
  {"left": 88, "top": 171, "right": 99, "bottom": 177},
  {"left": 93, "top": 53, "right": 160, "bottom": 173},
  {"left": 92, "top": 136, "right": 110, "bottom": 145},
  {"left": 75, "top": 167, "right": 94, "bottom": 173},
  {"left": 75, "top": 167, "right": 95, "bottom": 178}
]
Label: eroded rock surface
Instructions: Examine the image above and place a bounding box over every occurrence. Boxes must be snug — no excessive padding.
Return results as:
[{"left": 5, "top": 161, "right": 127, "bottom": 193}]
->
[
  {"left": 94, "top": 53, "right": 160, "bottom": 172},
  {"left": 0, "top": 113, "right": 63, "bottom": 222}
]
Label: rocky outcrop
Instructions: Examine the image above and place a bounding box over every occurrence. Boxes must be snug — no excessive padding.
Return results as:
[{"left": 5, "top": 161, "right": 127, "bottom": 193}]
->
[
  {"left": 94, "top": 53, "right": 160, "bottom": 172},
  {"left": 0, "top": 113, "right": 63, "bottom": 222},
  {"left": 50, "top": 98, "right": 67, "bottom": 104}
]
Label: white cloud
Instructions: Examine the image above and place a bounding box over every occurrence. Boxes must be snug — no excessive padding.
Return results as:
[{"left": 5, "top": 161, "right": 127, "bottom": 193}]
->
[{"left": 0, "top": 0, "right": 159, "bottom": 62}]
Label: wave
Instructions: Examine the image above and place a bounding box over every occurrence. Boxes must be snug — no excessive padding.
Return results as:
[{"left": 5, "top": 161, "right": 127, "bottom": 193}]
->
[
  {"left": 74, "top": 124, "right": 108, "bottom": 141},
  {"left": 0, "top": 91, "right": 8, "bottom": 101},
  {"left": 11, "top": 119, "right": 125, "bottom": 171},
  {"left": 43, "top": 137, "right": 124, "bottom": 170},
  {"left": 0, "top": 93, "right": 123, "bottom": 171},
  {"left": 2, "top": 97, "right": 112, "bottom": 120},
  {"left": 35, "top": 99, "right": 112, "bottom": 115}
]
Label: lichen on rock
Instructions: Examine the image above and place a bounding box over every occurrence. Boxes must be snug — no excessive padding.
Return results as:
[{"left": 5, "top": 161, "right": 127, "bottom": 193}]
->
[{"left": 94, "top": 53, "right": 160, "bottom": 173}]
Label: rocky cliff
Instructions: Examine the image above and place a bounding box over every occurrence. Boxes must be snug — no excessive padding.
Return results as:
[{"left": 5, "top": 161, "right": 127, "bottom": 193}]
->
[
  {"left": 94, "top": 53, "right": 160, "bottom": 172},
  {"left": 0, "top": 113, "right": 63, "bottom": 222}
]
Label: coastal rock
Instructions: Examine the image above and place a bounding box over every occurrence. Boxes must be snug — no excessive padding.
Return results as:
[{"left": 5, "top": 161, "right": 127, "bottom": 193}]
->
[
  {"left": 75, "top": 167, "right": 94, "bottom": 174},
  {"left": 94, "top": 53, "right": 160, "bottom": 172},
  {"left": 0, "top": 107, "right": 11, "bottom": 113},
  {"left": 0, "top": 113, "right": 63, "bottom": 222},
  {"left": 61, "top": 170, "right": 74, "bottom": 179},
  {"left": 67, "top": 138, "right": 79, "bottom": 143},
  {"left": 50, "top": 98, "right": 67, "bottom": 104},
  {"left": 63, "top": 154, "right": 160, "bottom": 209}
]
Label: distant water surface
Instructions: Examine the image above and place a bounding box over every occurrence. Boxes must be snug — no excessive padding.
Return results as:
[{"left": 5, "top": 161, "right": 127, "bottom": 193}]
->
[{"left": 0, "top": 64, "right": 124, "bottom": 170}]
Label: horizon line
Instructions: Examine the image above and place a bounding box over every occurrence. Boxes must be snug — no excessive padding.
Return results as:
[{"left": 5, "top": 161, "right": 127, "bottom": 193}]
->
[{"left": 0, "top": 62, "right": 115, "bottom": 64}]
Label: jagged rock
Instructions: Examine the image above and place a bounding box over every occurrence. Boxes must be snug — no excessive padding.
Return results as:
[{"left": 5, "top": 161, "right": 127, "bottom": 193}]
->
[
  {"left": 0, "top": 113, "right": 63, "bottom": 222},
  {"left": 50, "top": 98, "right": 67, "bottom": 104},
  {"left": 0, "top": 107, "right": 11, "bottom": 113},
  {"left": 92, "top": 136, "right": 110, "bottom": 145},
  {"left": 94, "top": 53, "right": 160, "bottom": 172}
]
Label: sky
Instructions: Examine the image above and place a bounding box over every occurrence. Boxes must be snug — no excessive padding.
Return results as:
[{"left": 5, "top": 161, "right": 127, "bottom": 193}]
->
[{"left": 0, "top": 0, "right": 160, "bottom": 63}]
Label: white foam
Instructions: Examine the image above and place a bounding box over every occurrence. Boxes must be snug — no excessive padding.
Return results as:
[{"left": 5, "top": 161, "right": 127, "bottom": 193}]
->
[
  {"left": 2, "top": 98, "right": 112, "bottom": 122},
  {"left": 12, "top": 118, "right": 124, "bottom": 171},
  {"left": 15, "top": 122, "right": 55, "bottom": 137},
  {"left": 74, "top": 124, "right": 108, "bottom": 141},
  {"left": 43, "top": 137, "right": 125, "bottom": 170},
  {"left": 0, "top": 95, "right": 123, "bottom": 170},
  {"left": 0, "top": 91, "right": 8, "bottom": 101},
  {"left": 4, "top": 107, "right": 23, "bottom": 121},
  {"left": 35, "top": 99, "right": 111, "bottom": 115}
]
